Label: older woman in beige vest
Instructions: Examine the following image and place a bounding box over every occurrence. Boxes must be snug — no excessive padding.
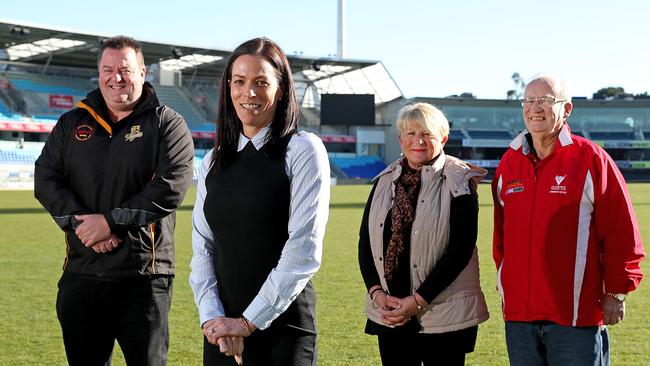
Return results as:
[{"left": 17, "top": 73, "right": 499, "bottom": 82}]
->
[{"left": 358, "top": 102, "right": 489, "bottom": 365}]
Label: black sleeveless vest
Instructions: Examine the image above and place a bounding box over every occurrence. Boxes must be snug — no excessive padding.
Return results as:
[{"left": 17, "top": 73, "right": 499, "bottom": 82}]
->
[{"left": 203, "top": 138, "right": 316, "bottom": 334}]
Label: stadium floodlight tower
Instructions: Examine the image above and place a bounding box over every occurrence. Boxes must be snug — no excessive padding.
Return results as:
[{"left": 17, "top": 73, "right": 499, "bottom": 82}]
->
[{"left": 337, "top": 0, "right": 346, "bottom": 59}]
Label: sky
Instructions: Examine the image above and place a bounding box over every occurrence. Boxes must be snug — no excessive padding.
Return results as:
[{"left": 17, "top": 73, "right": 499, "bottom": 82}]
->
[{"left": 3, "top": 0, "right": 649, "bottom": 99}]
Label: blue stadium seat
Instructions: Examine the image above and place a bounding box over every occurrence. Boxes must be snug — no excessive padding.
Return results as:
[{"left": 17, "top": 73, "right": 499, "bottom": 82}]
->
[
  {"left": 466, "top": 130, "right": 512, "bottom": 139},
  {"left": 449, "top": 129, "right": 465, "bottom": 140},
  {"left": 589, "top": 131, "right": 636, "bottom": 140},
  {"left": 0, "top": 99, "right": 12, "bottom": 116},
  {"left": 32, "top": 115, "right": 59, "bottom": 123},
  {"left": 330, "top": 155, "right": 386, "bottom": 179},
  {"left": 8, "top": 77, "right": 86, "bottom": 96},
  {"left": 154, "top": 85, "right": 211, "bottom": 130},
  {"left": 0, "top": 149, "right": 40, "bottom": 165},
  {"left": 3, "top": 72, "right": 212, "bottom": 132}
]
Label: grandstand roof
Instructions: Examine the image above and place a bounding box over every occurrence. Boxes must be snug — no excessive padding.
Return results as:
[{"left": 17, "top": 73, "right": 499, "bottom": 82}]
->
[
  {"left": 409, "top": 96, "right": 650, "bottom": 109},
  {"left": 0, "top": 19, "right": 402, "bottom": 106}
]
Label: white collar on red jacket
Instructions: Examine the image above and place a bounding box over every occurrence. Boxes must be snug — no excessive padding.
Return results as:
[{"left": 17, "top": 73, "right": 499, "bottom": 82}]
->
[{"left": 509, "top": 124, "right": 574, "bottom": 155}]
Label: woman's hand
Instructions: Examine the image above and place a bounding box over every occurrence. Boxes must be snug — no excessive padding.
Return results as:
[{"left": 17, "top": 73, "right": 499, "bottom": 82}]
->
[
  {"left": 380, "top": 293, "right": 427, "bottom": 327},
  {"left": 374, "top": 291, "right": 399, "bottom": 311},
  {"left": 203, "top": 316, "right": 256, "bottom": 340},
  {"left": 216, "top": 336, "right": 244, "bottom": 364},
  {"left": 203, "top": 317, "right": 253, "bottom": 365}
]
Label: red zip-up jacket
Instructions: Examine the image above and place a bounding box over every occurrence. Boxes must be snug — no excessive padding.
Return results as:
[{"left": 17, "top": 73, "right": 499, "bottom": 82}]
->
[{"left": 492, "top": 124, "right": 644, "bottom": 326}]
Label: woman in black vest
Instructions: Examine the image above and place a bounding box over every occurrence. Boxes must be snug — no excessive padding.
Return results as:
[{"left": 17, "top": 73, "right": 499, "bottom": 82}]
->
[{"left": 189, "top": 37, "right": 330, "bottom": 365}]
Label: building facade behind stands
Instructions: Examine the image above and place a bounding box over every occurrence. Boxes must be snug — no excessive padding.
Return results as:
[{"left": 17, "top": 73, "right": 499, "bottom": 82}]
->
[
  {"left": 2, "top": 64, "right": 650, "bottom": 185},
  {"left": 380, "top": 97, "right": 650, "bottom": 181},
  {"left": 1, "top": 20, "right": 649, "bottom": 187}
]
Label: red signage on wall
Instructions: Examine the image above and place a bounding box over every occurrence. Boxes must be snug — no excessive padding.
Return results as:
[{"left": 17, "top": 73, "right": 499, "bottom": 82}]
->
[
  {"left": 191, "top": 131, "right": 216, "bottom": 139},
  {"left": 320, "top": 135, "right": 356, "bottom": 143},
  {"left": 0, "top": 122, "right": 54, "bottom": 133},
  {"left": 49, "top": 95, "right": 74, "bottom": 109}
]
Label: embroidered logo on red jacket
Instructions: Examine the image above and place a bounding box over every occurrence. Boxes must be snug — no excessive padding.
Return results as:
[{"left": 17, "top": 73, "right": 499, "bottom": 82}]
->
[
  {"left": 550, "top": 175, "right": 567, "bottom": 194},
  {"left": 74, "top": 124, "right": 94, "bottom": 141},
  {"left": 505, "top": 180, "right": 524, "bottom": 195}
]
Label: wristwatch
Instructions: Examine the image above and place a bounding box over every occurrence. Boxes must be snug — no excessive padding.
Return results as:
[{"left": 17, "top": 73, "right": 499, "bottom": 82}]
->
[{"left": 606, "top": 292, "right": 626, "bottom": 302}]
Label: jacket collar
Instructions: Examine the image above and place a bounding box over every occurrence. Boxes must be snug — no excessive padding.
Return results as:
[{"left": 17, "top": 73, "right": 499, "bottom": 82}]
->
[
  {"left": 79, "top": 82, "right": 161, "bottom": 123},
  {"left": 509, "top": 123, "right": 573, "bottom": 155},
  {"left": 76, "top": 82, "right": 160, "bottom": 136}
]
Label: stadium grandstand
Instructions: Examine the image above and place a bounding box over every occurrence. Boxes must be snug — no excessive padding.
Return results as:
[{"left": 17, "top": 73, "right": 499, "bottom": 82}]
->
[
  {"left": 380, "top": 97, "right": 650, "bottom": 181},
  {"left": 0, "top": 19, "right": 402, "bottom": 188},
  {"left": 1, "top": 19, "right": 649, "bottom": 189}
]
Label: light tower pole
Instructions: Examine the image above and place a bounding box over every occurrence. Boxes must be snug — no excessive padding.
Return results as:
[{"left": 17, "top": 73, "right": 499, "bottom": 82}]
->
[{"left": 337, "top": 0, "right": 346, "bottom": 59}]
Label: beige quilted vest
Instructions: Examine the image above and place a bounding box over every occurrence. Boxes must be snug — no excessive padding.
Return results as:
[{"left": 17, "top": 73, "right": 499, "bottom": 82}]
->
[{"left": 364, "top": 152, "right": 489, "bottom": 333}]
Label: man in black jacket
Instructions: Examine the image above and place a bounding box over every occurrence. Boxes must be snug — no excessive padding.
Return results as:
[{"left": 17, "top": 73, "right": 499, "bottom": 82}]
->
[{"left": 34, "top": 35, "right": 194, "bottom": 366}]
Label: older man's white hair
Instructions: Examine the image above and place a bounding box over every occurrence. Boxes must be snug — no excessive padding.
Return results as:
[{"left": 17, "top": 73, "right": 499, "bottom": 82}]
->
[{"left": 526, "top": 73, "right": 572, "bottom": 102}]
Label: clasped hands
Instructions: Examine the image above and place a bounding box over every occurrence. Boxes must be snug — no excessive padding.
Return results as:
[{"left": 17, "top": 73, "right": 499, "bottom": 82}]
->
[
  {"left": 74, "top": 214, "right": 121, "bottom": 253},
  {"left": 371, "top": 287, "right": 427, "bottom": 327},
  {"left": 203, "top": 316, "right": 257, "bottom": 365}
]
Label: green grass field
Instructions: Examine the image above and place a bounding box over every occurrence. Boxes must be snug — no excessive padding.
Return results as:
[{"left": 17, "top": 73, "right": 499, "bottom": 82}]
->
[{"left": 0, "top": 184, "right": 648, "bottom": 365}]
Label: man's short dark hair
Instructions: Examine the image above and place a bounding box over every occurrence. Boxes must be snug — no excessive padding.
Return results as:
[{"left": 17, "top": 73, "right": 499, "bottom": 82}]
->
[{"left": 97, "top": 35, "right": 145, "bottom": 68}]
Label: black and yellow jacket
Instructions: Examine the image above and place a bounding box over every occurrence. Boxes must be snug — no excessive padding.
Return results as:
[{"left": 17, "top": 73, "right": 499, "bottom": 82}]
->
[{"left": 35, "top": 82, "right": 194, "bottom": 277}]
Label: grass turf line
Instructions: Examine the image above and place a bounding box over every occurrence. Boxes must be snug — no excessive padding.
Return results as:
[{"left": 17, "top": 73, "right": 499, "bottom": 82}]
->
[{"left": 0, "top": 184, "right": 648, "bottom": 365}]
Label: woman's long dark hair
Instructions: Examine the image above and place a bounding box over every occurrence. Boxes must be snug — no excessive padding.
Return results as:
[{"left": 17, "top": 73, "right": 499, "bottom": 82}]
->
[{"left": 212, "top": 37, "right": 300, "bottom": 171}]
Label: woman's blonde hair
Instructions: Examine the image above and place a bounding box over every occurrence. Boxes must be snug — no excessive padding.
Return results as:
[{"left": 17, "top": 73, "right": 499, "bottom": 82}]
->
[{"left": 396, "top": 102, "right": 450, "bottom": 139}]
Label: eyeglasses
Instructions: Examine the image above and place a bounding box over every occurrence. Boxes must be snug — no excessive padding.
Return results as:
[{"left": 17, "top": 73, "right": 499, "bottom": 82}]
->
[{"left": 520, "top": 96, "right": 566, "bottom": 108}]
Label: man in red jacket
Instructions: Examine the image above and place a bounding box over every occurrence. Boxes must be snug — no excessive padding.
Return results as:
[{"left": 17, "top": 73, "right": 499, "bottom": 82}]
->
[{"left": 492, "top": 74, "right": 644, "bottom": 365}]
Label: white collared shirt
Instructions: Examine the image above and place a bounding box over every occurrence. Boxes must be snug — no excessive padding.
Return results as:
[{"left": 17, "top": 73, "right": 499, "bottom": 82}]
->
[{"left": 189, "top": 125, "right": 330, "bottom": 329}]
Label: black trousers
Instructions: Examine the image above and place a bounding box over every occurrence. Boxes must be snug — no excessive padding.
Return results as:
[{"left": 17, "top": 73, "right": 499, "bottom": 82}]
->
[
  {"left": 203, "top": 326, "right": 316, "bottom": 366},
  {"left": 376, "top": 325, "right": 478, "bottom": 366},
  {"left": 56, "top": 272, "right": 173, "bottom": 366}
]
